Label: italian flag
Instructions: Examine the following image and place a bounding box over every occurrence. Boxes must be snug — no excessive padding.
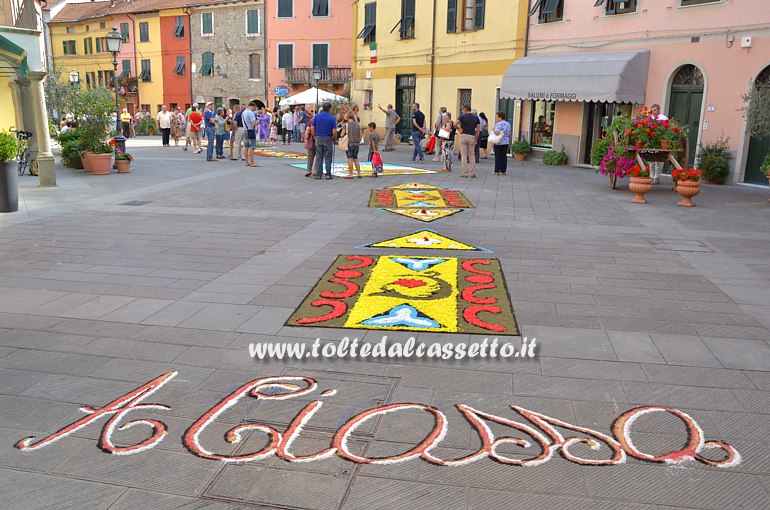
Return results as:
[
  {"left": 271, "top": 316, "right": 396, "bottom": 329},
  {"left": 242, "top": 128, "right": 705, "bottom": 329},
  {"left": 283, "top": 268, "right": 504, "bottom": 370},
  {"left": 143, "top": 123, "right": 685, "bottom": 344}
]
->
[{"left": 370, "top": 44, "right": 377, "bottom": 64}]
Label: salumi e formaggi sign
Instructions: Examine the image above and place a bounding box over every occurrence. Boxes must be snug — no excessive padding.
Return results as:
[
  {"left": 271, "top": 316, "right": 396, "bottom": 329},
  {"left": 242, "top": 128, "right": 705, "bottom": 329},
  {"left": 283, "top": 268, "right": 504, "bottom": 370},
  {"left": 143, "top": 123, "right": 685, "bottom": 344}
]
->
[
  {"left": 15, "top": 372, "right": 741, "bottom": 469},
  {"left": 527, "top": 91, "right": 579, "bottom": 101}
]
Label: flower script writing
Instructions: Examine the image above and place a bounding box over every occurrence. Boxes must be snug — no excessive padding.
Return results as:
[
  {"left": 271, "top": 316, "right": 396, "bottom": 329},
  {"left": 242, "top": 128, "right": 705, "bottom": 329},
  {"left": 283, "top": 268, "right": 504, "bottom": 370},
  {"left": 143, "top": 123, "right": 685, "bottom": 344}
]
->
[{"left": 15, "top": 372, "right": 740, "bottom": 468}]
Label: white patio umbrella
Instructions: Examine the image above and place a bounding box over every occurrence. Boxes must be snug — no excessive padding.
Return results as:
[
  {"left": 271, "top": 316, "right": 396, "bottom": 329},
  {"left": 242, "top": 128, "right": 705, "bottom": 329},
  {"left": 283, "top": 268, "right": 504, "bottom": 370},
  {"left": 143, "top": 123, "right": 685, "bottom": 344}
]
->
[{"left": 280, "top": 87, "right": 347, "bottom": 106}]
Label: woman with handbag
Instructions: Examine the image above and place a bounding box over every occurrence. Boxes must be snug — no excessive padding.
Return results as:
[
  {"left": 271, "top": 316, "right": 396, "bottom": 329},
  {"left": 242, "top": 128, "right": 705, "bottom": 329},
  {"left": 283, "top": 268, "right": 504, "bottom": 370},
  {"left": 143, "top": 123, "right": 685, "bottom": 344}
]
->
[
  {"left": 339, "top": 112, "right": 361, "bottom": 179},
  {"left": 479, "top": 112, "right": 490, "bottom": 159},
  {"left": 439, "top": 112, "right": 456, "bottom": 173},
  {"left": 491, "top": 111, "right": 512, "bottom": 175},
  {"left": 304, "top": 115, "right": 316, "bottom": 177}
]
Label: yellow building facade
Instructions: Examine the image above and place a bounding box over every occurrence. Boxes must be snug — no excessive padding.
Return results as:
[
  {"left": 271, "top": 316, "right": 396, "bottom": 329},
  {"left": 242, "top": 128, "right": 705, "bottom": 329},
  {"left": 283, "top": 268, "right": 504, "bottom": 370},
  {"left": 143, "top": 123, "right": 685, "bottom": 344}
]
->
[
  {"left": 49, "top": 15, "right": 115, "bottom": 93},
  {"left": 133, "top": 12, "right": 164, "bottom": 114},
  {"left": 351, "top": 0, "right": 528, "bottom": 140}
]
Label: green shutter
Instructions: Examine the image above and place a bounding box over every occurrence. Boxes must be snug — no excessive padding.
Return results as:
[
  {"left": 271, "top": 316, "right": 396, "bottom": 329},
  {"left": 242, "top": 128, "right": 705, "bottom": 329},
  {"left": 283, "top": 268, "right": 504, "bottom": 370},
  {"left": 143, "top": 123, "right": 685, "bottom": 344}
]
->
[
  {"left": 70, "top": 41, "right": 76, "bottom": 54},
  {"left": 447, "top": 0, "right": 457, "bottom": 33},
  {"left": 62, "top": 40, "right": 68, "bottom": 54},
  {"left": 475, "top": 0, "right": 485, "bottom": 30},
  {"left": 278, "top": 0, "right": 292, "bottom": 17},
  {"left": 202, "top": 13, "right": 212, "bottom": 34},
  {"left": 313, "top": 44, "right": 327, "bottom": 68},
  {"left": 279, "top": 45, "right": 292, "bottom": 69},
  {"left": 95, "top": 37, "right": 101, "bottom": 53},
  {"left": 247, "top": 10, "right": 259, "bottom": 34}
]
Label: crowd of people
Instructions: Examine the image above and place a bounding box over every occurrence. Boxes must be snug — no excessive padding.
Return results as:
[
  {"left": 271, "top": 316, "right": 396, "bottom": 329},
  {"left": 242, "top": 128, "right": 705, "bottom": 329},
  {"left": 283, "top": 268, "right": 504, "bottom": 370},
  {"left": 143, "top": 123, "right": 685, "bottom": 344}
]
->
[{"left": 122, "top": 99, "right": 515, "bottom": 177}]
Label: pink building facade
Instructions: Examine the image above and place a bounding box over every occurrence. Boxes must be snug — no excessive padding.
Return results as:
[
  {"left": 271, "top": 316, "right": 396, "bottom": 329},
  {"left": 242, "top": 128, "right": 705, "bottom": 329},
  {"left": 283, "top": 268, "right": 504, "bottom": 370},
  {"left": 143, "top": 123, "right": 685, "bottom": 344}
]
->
[
  {"left": 265, "top": 0, "right": 352, "bottom": 109},
  {"left": 502, "top": 0, "right": 770, "bottom": 184}
]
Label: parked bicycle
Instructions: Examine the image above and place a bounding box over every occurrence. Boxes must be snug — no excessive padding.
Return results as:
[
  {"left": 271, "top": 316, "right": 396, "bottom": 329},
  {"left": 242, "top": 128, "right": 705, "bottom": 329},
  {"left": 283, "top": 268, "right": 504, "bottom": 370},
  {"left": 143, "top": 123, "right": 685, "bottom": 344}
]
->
[{"left": 10, "top": 127, "right": 33, "bottom": 176}]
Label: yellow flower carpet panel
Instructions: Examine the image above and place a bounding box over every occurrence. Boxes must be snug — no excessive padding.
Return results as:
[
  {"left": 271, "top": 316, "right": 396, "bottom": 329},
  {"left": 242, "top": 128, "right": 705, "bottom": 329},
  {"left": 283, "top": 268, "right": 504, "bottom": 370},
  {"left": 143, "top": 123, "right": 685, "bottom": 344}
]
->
[
  {"left": 286, "top": 255, "right": 519, "bottom": 335},
  {"left": 357, "top": 230, "right": 492, "bottom": 252}
]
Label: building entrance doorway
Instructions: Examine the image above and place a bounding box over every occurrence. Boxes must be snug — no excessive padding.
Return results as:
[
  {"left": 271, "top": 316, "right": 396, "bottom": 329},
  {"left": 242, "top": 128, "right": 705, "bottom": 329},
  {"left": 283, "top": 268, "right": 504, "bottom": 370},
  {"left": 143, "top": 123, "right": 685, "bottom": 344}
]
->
[
  {"left": 745, "top": 66, "right": 770, "bottom": 185},
  {"left": 669, "top": 65, "right": 704, "bottom": 166},
  {"left": 395, "top": 74, "right": 416, "bottom": 142}
]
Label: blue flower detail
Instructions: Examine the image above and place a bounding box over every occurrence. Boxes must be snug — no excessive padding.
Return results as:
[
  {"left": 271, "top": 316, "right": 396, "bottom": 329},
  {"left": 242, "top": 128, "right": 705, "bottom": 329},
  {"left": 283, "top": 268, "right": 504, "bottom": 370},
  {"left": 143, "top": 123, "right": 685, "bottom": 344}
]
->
[
  {"left": 361, "top": 304, "right": 440, "bottom": 329},
  {"left": 391, "top": 258, "right": 446, "bottom": 271}
]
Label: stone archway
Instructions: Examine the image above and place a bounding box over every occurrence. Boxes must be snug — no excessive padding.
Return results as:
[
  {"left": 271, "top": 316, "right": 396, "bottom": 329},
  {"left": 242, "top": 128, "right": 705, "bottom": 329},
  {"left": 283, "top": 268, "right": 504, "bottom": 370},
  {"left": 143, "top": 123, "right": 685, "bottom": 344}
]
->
[{"left": 668, "top": 64, "right": 705, "bottom": 165}]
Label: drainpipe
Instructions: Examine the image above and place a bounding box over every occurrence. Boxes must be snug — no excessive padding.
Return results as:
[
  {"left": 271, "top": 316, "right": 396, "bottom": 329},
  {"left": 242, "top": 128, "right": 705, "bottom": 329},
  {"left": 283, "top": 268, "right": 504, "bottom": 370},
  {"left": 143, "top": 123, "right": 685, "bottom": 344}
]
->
[
  {"left": 518, "top": 0, "right": 532, "bottom": 140},
  {"left": 184, "top": 7, "right": 194, "bottom": 107},
  {"left": 428, "top": 0, "right": 437, "bottom": 124}
]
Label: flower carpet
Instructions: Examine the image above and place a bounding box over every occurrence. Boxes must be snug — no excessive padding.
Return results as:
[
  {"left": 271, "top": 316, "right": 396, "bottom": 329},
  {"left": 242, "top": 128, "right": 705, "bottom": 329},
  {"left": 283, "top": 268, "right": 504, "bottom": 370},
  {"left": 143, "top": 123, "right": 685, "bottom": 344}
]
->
[
  {"left": 369, "top": 184, "right": 475, "bottom": 209},
  {"left": 290, "top": 163, "right": 436, "bottom": 177},
  {"left": 357, "top": 230, "right": 491, "bottom": 252},
  {"left": 286, "top": 255, "right": 519, "bottom": 335}
]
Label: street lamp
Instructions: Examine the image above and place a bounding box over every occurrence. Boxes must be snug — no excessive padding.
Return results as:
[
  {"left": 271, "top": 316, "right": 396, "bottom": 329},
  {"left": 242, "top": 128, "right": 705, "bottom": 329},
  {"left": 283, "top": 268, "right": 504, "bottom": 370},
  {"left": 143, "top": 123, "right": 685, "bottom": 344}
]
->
[
  {"left": 312, "top": 68, "right": 322, "bottom": 112},
  {"left": 69, "top": 69, "right": 79, "bottom": 85},
  {"left": 105, "top": 26, "right": 126, "bottom": 157}
]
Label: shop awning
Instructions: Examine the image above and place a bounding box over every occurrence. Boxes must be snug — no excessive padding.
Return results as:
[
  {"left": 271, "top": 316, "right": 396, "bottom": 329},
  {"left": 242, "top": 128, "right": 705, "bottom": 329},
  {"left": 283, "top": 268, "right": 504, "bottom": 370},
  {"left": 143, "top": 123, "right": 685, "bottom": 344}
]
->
[
  {"left": 501, "top": 50, "right": 650, "bottom": 104},
  {"left": 0, "top": 33, "right": 28, "bottom": 76}
]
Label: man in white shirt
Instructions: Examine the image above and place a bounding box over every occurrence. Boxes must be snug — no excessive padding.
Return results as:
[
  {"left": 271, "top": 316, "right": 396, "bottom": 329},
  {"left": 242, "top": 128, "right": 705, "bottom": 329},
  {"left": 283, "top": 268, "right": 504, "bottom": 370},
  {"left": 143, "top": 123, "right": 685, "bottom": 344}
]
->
[
  {"left": 282, "top": 109, "right": 295, "bottom": 144},
  {"left": 156, "top": 105, "right": 173, "bottom": 147},
  {"left": 649, "top": 104, "right": 669, "bottom": 184}
]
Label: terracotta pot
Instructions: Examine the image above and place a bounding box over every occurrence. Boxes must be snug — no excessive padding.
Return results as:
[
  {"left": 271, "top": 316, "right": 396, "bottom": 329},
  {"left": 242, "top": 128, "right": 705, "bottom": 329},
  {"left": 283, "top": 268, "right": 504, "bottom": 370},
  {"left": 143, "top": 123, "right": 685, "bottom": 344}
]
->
[
  {"left": 629, "top": 176, "right": 653, "bottom": 204},
  {"left": 514, "top": 153, "right": 526, "bottom": 161},
  {"left": 90, "top": 153, "right": 113, "bottom": 175},
  {"left": 675, "top": 179, "right": 701, "bottom": 207},
  {"left": 115, "top": 160, "right": 131, "bottom": 173},
  {"left": 81, "top": 152, "right": 94, "bottom": 172},
  {"left": 660, "top": 140, "right": 670, "bottom": 150}
]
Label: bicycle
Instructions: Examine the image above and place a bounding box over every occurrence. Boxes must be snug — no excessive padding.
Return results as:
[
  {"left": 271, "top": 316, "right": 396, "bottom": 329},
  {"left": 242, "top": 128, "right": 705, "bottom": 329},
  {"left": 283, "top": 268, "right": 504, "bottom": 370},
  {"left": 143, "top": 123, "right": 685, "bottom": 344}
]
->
[{"left": 10, "top": 127, "right": 33, "bottom": 176}]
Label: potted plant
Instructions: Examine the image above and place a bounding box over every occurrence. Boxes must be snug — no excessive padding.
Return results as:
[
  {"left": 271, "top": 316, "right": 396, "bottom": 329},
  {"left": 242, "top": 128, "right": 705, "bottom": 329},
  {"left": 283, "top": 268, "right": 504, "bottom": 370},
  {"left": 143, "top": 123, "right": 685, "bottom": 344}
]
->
[
  {"left": 628, "top": 164, "right": 652, "bottom": 204},
  {"left": 672, "top": 167, "right": 703, "bottom": 207},
  {"left": 511, "top": 140, "right": 532, "bottom": 161},
  {"left": 89, "top": 142, "right": 114, "bottom": 175},
  {"left": 0, "top": 129, "right": 19, "bottom": 213},
  {"left": 114, "top": 148, "right": 133, "bottom": 173},
  {"left": 57, "top": 130, "right": 85, "bottom": 169},
  {"left": 697, "top": 136, "right": 731, "bottom": 184},
  {"left": 597, "top": 145, "right": 635, "bottom": 190},
  {"left": 542, "top": 146, "right": 568, "bottom": 166}
]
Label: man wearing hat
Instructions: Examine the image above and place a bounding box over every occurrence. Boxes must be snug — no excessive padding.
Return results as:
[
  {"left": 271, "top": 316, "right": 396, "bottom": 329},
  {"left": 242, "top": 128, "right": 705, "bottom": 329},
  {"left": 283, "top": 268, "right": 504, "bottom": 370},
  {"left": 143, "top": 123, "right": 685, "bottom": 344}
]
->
[{"left": 203, "top": 101, "right": 217, "bottom": 161}]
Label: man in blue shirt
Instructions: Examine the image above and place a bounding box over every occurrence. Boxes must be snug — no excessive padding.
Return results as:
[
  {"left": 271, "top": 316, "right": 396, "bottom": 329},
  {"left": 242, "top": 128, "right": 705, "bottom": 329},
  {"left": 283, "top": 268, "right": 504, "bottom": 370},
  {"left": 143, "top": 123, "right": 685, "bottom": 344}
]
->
[
  {"left": 410, "top": 102, "right": 427, "bottom": 163},
  {"left": 311, "top": 103, "right": 338, "bottom": 179},
  {"left": 241, "top": 102, "right": 259, "bottom": 167},
  {"left": 203, "top": 101, "right": 217, "bottom": 161}
]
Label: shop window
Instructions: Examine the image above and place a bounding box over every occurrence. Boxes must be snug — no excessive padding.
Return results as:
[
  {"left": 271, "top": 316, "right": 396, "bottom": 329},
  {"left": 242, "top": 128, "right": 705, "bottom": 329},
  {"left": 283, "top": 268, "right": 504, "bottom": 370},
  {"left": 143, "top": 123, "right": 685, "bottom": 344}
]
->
[
  {"left": 605, "top": 0, "right": 636, "bottom": 15},
  {"left": 531, "top": 100, "right": 555, "bottom": 148}
]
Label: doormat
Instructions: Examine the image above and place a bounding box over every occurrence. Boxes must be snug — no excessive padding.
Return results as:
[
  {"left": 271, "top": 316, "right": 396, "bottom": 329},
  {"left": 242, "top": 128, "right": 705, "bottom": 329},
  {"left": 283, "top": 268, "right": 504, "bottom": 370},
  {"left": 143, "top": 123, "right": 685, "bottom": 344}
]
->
[
  {"left": 290, "top": 163, "right": 436, "bottom": 177},
  {"left": 356, "top": 230, "right": 491, "bottom": 252},
  {"left": 286, "top": 255, "right": 518, "bottom": 335},
  {"left": 369, "top": 186, "right": 475, "bottom": 209}
]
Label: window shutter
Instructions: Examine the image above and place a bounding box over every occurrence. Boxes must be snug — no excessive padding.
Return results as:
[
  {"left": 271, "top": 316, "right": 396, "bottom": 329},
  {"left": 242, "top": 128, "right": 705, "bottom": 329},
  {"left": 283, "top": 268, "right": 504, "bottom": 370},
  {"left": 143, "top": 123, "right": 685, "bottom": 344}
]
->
[
  {"left": 96, "top": 37, "right": 100, "bottom": 53},
  {"left": 71, "top": 41, "right": 76, "bottom": 54},
  {"left": 278, "top": 0, "right": 292, "bottom": 17},
  {"left": 447, "top": 0, "right": 457, "bottom": 33},
  {"left": 203, "top": 13, "right": 212, "bottom": 34},
  {"left": 247, "top": 10, "right": 258, "bottom": 33},
  {"left": 475, "top": 0, "right": 485, "bottom": 30},
  {"left": 62, "top": 41, "right": 68, "bottom": 54}
]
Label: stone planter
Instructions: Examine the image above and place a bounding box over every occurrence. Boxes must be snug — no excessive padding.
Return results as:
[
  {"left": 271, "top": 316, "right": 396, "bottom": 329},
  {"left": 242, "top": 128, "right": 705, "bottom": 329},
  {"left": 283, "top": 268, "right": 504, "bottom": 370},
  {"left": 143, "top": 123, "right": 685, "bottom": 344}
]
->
[
  {"left": 81, "top": 152, "right": 94, "bottom": 172},
  {"left": 675, "top": 179, "right": 701, "bottom": 207},
  {"left": 90, "top": 153, "right": 113, "bottom": 175},
  {"left": 629, "top": 176, "right": 653, "bottom": 204},
  {"left": 0, "top": 161, "right": 19, "bottom": 213},
  {"left": 115, "top": 160, "right": 131, "bottom": 173}
]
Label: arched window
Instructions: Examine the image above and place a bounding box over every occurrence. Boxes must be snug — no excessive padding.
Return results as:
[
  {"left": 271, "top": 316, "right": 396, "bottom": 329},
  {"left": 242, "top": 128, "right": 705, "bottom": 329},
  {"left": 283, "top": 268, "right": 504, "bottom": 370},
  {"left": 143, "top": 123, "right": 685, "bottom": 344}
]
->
[
  {"left": 672, "top": 65, "right": 704, "bottom": 87},
  {"left": 756, "top": 65, "right": 770, "bottom": 87}
]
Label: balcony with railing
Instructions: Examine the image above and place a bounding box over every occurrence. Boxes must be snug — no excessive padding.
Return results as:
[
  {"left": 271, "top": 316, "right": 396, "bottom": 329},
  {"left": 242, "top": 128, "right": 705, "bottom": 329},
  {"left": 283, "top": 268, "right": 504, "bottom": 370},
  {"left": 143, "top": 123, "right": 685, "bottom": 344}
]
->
[{"left": 284, "top": 67, "right": 351, "bottom": 85}]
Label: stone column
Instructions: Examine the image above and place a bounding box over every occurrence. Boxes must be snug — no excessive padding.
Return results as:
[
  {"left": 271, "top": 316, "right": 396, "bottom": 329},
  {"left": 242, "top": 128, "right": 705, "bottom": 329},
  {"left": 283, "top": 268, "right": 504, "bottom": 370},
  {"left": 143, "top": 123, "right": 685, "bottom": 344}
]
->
[
  {"left": 7, "top": 80, "right": 25, "bottom": 131},
  {"left": 26, "top": 71, "right": 56, "bottom": 187}
]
